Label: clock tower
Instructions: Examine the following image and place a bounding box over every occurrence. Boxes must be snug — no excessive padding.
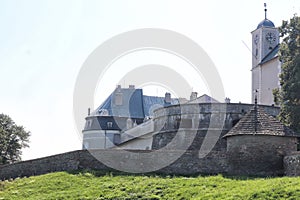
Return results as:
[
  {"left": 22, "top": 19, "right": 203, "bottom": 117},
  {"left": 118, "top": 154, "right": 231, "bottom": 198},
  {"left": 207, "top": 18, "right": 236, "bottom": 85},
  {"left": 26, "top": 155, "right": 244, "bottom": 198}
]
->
[{"left": 251, "top": 3, "right": 280, "bottom": 105}]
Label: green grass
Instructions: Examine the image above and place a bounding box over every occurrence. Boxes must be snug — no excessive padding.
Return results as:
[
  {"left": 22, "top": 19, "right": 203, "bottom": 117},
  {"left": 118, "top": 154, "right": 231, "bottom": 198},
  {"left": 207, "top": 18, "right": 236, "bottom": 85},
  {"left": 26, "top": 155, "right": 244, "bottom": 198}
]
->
[{"left": 0, "top": 171, "right": 300, "bottom": 200}]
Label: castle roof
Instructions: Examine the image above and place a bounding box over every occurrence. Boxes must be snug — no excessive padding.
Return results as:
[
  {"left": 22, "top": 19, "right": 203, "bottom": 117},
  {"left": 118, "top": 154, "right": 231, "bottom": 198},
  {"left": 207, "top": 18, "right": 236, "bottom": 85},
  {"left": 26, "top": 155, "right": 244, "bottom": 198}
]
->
[
  {"left": 94, "top": 88, "right": 145, "bottom": 118},
  {"left": 224, "top": 106, "right": 299, "bottom": 138},
  {"left": 92, "top": 86, "right": 179, "bottom": 119}
]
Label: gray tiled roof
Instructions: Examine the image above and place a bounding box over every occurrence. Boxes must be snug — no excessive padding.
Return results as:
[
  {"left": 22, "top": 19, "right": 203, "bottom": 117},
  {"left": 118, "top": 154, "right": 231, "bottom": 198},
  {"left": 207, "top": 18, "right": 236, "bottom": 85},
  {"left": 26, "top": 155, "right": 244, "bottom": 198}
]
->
[
  {"left": 93, "top": 88, "right": 179, "bottom": 119},
  {"left": 143, "top": 95, "right": 179, "bottom": 117},
  {"left": 93, "top": 88, "right": 145, "bottom": 118},
  {"left": 260, "top": 44, "right": 279, "bottom": 65},
  {"left": 224, "top": 106, "right": 299, "bottom": 138}
]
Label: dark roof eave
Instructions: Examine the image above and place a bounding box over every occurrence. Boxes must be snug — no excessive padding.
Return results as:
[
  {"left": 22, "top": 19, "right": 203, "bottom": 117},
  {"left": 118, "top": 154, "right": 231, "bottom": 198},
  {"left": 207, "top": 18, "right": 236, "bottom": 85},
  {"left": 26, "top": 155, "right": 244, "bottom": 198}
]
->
[
  {"left": 258, "top": 44, "right": 280, "bottom": 65},
  {"left": 259, "top": 55, "right": 279, "bottom": 66}
]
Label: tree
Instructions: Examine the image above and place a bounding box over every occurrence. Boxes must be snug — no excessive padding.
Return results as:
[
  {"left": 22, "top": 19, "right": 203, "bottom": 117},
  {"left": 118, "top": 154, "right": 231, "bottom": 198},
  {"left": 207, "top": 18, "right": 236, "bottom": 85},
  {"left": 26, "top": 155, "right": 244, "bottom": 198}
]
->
[
  {"left": 0, "top": 113, "right": 30, "bottom": 164},
  {"left": 275, "top": 14, "right": 300, "bottom": 132}
]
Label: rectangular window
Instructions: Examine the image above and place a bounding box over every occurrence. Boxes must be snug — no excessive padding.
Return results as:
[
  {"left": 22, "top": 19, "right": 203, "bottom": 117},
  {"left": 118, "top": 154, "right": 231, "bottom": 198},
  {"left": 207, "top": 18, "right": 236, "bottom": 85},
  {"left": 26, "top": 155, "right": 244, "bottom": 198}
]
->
[
  {"left": 85, "top": 119, "right": 92, "bottom": 129},
  {"left": 113, "top": 134, "right": 121, "bottom": 145}
]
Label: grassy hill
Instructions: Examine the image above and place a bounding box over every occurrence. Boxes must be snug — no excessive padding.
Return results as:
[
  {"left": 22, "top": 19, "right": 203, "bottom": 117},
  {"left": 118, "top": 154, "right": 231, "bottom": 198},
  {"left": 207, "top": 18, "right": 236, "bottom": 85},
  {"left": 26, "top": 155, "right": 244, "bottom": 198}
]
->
[{"left": 0, "top": 171, "right": 300, "bottom": 200}]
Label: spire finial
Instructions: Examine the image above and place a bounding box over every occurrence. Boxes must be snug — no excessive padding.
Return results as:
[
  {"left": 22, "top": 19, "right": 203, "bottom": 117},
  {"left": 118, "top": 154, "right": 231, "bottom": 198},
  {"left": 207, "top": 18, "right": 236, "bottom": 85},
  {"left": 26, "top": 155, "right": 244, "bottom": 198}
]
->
[{"left": 264, "top": 3, "right": 267, "bottom": 19}]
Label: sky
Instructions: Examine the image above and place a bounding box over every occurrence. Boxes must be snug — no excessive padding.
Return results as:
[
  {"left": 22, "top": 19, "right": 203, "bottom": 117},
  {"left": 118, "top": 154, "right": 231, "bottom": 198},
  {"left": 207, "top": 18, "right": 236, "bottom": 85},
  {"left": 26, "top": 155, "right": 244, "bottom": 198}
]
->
[{"left": 0, "top": 0, "right": 299, "bottom": 160}]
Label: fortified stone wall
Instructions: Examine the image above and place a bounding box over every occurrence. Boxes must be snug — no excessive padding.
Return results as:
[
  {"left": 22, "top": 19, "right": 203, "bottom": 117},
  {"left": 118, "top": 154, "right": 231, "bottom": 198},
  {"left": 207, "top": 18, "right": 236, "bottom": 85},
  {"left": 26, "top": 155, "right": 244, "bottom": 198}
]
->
[
  {"left": 152, "top": 130, "right": 228, "bottom": 151},
  {"left": 284, "top": 153, "right": 300, "bottom": 176},
  {"left": 153, "top": 103, "right": 279, "bottom": 120},
  {"left": 0, "top": 150, "right": 106, "bottom": 180},
  {"left": 227, "top": 135, "right": 297, "bottom": 176},
  {"left": 1, "top": 148, "right": 300, "bottom": 180},
  {"left": 0, "top": 149, "right": 228, "bottom": 180},
  {"left": 0, "top": 150, "right": 107, "bottom": 180},
  {"left": 0, "top": 104, "right": 290, "bottom": 179},
  {"left": 151, "top": 103, "right": 279, "bottom": 152}
]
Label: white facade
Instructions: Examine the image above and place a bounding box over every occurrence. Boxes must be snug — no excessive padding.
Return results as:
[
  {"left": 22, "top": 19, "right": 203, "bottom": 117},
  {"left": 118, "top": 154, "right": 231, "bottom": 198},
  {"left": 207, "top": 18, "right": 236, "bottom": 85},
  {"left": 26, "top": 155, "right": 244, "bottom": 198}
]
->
[
  {"left": 252, "top": 58, "right": 281, "bottom": 105},
  {"left": 115, "top": 120, "right": 154, "bottom": 150},
  {"left": 251, "top": 21, "right": 281, "bottom": 105},
  {"left": 83, "top": 130, "right": 120, "bottom": 149}
]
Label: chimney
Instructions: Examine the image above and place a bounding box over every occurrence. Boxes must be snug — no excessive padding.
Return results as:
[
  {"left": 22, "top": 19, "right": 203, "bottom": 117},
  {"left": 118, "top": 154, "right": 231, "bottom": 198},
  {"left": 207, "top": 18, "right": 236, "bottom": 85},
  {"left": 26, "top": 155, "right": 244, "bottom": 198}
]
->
[
  {"left": 165, "top": 92, "right": 171, "bottom": 104},
  {"left": 116, "top": 85, "right": 121, "bottom": 92},
  {"left": 129, "top": 85, "right": 135, "bottom": 89},
  {"left": 115, "top": 85, "right": 123, "bottom": 105},
  {"left": 88, "top": 108, "right": 90, "bottom": 116},
  {"left": 190, "top": 92, "right": 198, "bottom": 100},
  {"left": 225, "top": 97, "right": 231, "bottom": 103}
]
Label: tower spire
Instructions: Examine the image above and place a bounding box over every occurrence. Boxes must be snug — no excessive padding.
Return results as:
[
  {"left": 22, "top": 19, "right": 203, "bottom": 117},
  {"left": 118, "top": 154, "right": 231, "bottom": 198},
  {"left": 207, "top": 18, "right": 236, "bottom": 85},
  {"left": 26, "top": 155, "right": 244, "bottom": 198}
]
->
[{"left": 264, "top": 3, "right": 267, "bottom": 19}]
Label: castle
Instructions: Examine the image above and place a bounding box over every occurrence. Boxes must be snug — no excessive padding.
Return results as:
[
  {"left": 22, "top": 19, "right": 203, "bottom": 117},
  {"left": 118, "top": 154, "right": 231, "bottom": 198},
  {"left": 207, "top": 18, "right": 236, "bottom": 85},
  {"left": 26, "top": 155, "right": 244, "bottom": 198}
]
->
[
  {"left": 1, "top": 5, "right": 300, "bottom": 180},
  {"left": 82, "top": 5, "right": 284, "bottom": 150},
  {"left": 79, "top": 6, "right": 300, "bottom": 176}
]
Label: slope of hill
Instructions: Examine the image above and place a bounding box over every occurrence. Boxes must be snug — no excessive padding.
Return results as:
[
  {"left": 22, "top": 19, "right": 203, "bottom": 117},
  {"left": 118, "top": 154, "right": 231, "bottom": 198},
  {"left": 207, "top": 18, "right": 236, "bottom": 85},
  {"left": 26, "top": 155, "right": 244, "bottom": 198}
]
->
[{"left": 0, "top": 171, "right": 300, "bottom": 199}]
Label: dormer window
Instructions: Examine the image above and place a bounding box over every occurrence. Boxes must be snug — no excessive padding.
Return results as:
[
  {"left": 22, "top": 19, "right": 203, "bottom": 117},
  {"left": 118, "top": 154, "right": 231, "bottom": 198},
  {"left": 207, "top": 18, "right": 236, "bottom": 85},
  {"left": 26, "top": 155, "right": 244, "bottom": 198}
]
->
[
  {"left": 107, "top": 122, "right": 113, "bottom": 128},
  {"left": 98, "top": 109, "right": 109, "bottom": 116}
]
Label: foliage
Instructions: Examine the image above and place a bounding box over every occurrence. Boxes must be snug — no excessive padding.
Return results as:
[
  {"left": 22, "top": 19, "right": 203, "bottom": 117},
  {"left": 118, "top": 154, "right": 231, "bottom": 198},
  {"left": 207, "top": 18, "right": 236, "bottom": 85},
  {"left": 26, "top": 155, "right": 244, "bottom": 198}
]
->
[
  {"left": 1, "top": 171, "right": 300, "bottom": 199},
  {"left": 276, "top": 14, "right": 300, "bottom": 132},
  {"left": 0, "top": 114, "right": 30, "bottom": 165}
]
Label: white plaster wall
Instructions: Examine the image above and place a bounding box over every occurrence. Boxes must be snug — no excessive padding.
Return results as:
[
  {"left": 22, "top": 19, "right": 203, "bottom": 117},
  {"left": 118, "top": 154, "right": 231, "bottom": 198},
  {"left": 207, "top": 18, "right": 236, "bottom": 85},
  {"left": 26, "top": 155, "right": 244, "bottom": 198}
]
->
[
  {"left": 115, "top": 120, "right": 154, "bottom": 150},
  {"left": 82, "top": 130, "right": 119, "bottom": 149},
  {"left": 260, "top": 58, "right": 281, "bottom": 105},
  {"left": 116, "top": 134, "right": 153, "bottom": 150}
]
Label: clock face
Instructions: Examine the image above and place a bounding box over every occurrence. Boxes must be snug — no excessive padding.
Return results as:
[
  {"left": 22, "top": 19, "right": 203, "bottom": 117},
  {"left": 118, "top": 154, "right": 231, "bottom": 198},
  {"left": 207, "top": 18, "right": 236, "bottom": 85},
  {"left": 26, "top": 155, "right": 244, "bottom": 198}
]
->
[
  {"left": 265, "top": 32, "right": 276, "bottom": 44},
  {"left": 254, "top": 35, "right": 259, "bottom": 45}
]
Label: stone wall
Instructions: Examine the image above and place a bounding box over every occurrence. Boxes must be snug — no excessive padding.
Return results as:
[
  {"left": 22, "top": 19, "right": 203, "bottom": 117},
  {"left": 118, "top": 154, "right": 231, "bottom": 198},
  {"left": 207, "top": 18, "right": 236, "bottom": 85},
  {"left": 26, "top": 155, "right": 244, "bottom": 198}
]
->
[
  {"left": 152, "top": 130, "right": 228, "bottom": 151},
  {"left": 163, "top": 150, "right": 228, "bottom": 175},
  {"left": 153, "top": 103, "right": 279, "bottom": 120},
  {"left": 284, "top": 153, "right": 300, "bottom": 176},
  {"left": 151, "top": 103, "right": 279, "bottom": 152},
  {"left": 0, "top": 150, "right": 108, "bottom": 180},
  {"left": 227, "top": 135, "right": 297, "bottom": 176},
  {"left": 0, "top": 104, "right": 292, "bottom": 179},
  {"left": 0, "top": 149, "right": 228, "bottom": 180},
  {"left": 1, "top": 148, "right": 300, "bottom": 180}
]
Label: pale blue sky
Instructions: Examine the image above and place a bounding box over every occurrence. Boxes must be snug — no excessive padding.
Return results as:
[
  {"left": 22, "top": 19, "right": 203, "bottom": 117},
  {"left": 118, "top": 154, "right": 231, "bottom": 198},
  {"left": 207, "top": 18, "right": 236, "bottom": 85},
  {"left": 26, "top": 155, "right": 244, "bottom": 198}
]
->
[{"left": 0, "top": 0, "right": 299, "bottom": 160}]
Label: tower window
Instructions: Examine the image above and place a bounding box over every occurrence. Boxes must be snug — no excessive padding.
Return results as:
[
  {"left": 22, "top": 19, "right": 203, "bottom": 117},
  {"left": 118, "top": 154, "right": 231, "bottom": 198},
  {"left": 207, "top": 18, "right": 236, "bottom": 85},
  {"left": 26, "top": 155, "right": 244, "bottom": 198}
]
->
[{"left": 85, "top": 119, "right": 92, "bottom": 129}]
